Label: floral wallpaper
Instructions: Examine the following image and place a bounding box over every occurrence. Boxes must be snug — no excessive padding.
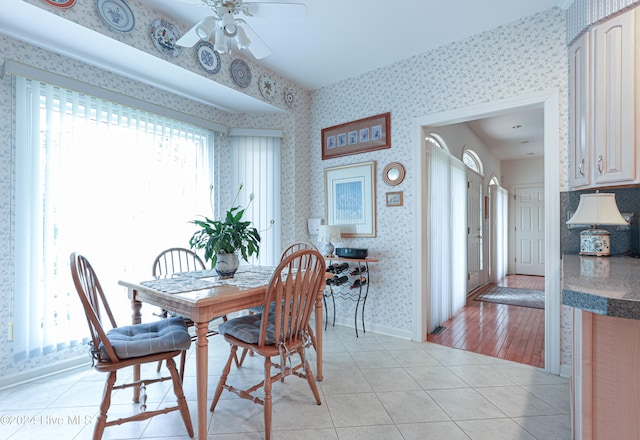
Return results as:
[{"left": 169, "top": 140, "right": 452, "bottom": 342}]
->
[
  {"left": 5, "top": 0, "right": 630, "bottom": 380},
  {"left": 310, "top": 8, "right": 572, "bottom": 367},
  {"left": 0, "top": 0, "right": 312, "bottom": 380}
]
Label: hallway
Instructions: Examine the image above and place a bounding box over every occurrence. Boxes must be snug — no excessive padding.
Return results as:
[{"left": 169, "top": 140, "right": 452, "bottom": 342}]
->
[{"left": 427, "top": 275, "right": 545, "bottom": 368}]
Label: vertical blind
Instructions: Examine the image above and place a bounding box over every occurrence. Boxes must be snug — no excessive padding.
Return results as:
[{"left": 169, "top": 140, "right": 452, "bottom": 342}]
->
[
  {"left": 14, "top": 77, "right": 215, "bottom": 362},
  {"left": 229, "top": 132, "right": 282, "bottom": 266},
  {"left": 490, "top": 184, "right": 509, "bottom": 283},
  {"left": 427, "top": 142, "right": 467, "bottom": 333}
]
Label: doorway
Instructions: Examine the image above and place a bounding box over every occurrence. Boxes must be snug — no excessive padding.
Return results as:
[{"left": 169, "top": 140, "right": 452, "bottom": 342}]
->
[
  {"left": 412, "top": 90, "right": 561, "bottom": 375},
  {"left": 467, "top": 168, "right": 484, "bottom": 293}
]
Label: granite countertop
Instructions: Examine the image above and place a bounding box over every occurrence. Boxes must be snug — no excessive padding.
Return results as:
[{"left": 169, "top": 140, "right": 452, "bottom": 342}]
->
[{"left": 562, "top": 254, "right": 640, "bottom": 320}]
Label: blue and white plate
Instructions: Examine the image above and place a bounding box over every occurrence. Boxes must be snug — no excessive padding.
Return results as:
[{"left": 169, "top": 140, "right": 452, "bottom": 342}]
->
[
  {"left": 230, "top": 59, "right": 251, "bottom": 88},
  {"left": 150, "top": 18, "right": 182, "bottom": 57},
  {"left": 96, "top": 0, "right": 135, "bottom": 33},
  {"left": 195, "top": 41, "right": 221, "bottom": 75}
]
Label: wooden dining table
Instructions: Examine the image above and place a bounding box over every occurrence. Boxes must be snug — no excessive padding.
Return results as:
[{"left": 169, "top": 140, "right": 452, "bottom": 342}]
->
[{"left": 119, "top": 266, "right": 324, "bottom": 440}]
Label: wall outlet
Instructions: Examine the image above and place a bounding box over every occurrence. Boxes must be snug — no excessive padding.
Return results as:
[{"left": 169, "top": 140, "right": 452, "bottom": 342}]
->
[
  {"left": 7, "top": 322, "right": 13, "bottom": 341},
  {"left": 307, "top": 218, "right": 322, "bottom": 235}
]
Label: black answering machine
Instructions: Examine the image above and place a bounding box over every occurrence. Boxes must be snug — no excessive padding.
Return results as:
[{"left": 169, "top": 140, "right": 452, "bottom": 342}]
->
[{"left": 335, "top": 248, "right": 368, "bottom": 259}]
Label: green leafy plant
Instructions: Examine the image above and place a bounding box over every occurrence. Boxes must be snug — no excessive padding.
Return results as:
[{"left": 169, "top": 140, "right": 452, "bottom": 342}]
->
[{"left": 189, "top": 184, "right": 260, "bottom": 268}]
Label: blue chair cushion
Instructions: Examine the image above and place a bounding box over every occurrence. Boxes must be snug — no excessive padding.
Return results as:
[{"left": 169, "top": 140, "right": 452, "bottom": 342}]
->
[
  {"left": 219, "top": 314, "right": 277, "bottom": 345},
  {"left": 100, "top": 317, "right": 191, "bottom": 361},
  {"left": 247, "top": 302, "right": 277, "bottom": 315}
]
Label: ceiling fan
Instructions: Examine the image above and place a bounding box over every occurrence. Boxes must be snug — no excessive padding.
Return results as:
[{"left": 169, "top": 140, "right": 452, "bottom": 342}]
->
[{"left": 176, "top": 0, "right": 307, "bottom": 59}]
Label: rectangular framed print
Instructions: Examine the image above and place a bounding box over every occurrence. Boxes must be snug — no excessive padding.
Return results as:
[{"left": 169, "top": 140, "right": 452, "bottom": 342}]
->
[
  {"left": 322, "top": 112, "right": 390, "bottom": 160},
  {"left": 324, "top": 161, "right": 376, "bottom": 237},
  {"left": 386, "top": 191, "right": 403, "bottom": 207}
]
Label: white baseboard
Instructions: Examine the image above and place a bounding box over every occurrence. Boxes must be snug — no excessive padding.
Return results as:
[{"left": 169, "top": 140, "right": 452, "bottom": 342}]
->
[
  {"left": 324, "top": 317, "right": 413, "bottom": 340},
  {"left": 0, "top": 357, "right": 90, "bottom": 391},
  {"left": 560, "top": 363, "right": 572, "bottom": 378}
]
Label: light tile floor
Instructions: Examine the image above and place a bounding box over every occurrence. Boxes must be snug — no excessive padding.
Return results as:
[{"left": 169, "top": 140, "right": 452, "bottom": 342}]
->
[{"left": 0, "top": 324, "right": 571, "bottom": 439}]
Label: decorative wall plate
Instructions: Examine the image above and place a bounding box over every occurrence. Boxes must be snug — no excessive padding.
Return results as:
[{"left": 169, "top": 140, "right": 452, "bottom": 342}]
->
[
  {"left": 150, "top": 18, "right": 182, "bottom": 57},
  {"left": 258, "top": 74, "right": 276, "bottom": 100},
  {"left": 96, "top": 0, "right": 135, "bottom": 33},
  {"left": 195, "top": 41, "right": 221, "bottom": 74},
  {"left": 283, "top": 87, "right": 297, "bottom": 108},
  {"left": 230, "top": 59, "right": 251, "bottom": 88},
  {"left": 43, "top": 0, "right": 76, "bottom": 8}
]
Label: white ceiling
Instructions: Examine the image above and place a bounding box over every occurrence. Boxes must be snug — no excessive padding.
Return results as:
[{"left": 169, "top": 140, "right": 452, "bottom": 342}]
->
[
  {"left": 141, "top": 0, "right": 569, "bottom": 91},
  {"left": 466, "top": 108, "right": 545, "bottom": 160},
  {"left": 1, "top": 0, "right": 568, "bottom": 158}
]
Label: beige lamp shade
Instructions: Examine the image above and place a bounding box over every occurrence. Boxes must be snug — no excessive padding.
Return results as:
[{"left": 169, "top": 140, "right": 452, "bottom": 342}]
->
[
  {"left": 567, "top": 193, "right": 627, "bottom": 257},
  {"left": 566, "top": 193, "right": 628, "bottom": 226},
  {"left": 317, "top": 225, "right": 342, "bottom": 243}
]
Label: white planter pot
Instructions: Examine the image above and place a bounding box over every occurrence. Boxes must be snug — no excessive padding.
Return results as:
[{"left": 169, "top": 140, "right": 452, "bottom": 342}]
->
[{"left": 215, "top": 252, "right": 239, "bottom": 279}]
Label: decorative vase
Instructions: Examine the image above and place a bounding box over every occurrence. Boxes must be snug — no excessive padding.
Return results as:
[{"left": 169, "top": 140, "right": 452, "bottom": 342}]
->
[{"left": 215, "top": 252, "right": 239, "bottom": 279}]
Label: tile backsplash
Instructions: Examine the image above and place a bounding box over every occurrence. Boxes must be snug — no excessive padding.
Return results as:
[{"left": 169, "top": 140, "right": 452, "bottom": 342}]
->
[{"left": 561, "top": 187, "right": 640, "bottom": 255}]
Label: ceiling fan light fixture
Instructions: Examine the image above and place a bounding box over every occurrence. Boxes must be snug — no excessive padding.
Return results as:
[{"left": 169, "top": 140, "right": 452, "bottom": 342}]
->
[
  {"left": 221, "top": 11, "right": 237, "bottom": 37},
  {"left": 195, "top": 16, "right": 216, "bottom": 39},
  {"left": 235, "top": 25, "right": 251, "bottom": 49},
  {"left": 214, "top": 26, "right": 229, "bottom": 53}
]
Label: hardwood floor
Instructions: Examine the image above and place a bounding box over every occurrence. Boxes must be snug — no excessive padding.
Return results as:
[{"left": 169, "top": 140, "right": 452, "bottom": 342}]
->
[{"left": 427, "top": 275, "right": 545, "bottom": 368}]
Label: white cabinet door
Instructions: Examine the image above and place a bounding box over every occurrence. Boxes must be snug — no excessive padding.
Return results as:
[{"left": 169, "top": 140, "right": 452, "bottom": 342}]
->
[
  {"left": 592, "top": 10, "right": 637, "bottom": 185},
  {"left": 466, "top": 170, "right": 483, "bottom": 293},
  {"left": 569, "top": 31, "right": 591, "bottom": 188},
  {"left": 514, "top": 187, "right": 545, "bottom": 276}
]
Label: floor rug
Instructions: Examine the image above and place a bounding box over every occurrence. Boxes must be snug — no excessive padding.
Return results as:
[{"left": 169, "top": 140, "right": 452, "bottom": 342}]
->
[{"left": 475, "top": 286, "right": 544, "bottom": 309}]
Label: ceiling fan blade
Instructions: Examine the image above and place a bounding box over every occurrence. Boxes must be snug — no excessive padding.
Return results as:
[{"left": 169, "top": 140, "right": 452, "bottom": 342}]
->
[
  {"left": 237, "top": 21, "right": 271, "bottom": 59},
  {"left": 243, "top": 2, "right": 307, "bottom": 21},
  {"left": 174, "top": 0, "right": 218, "bottom": 7},
  {"left": 177, "top": 26, "right": 203, "bottom": 47},
  {"left": 176, "top": 16, "right": 217, "bottom": 47}
]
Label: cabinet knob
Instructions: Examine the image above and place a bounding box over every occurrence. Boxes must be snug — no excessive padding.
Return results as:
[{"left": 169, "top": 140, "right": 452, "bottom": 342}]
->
[{"left": 579, "top": 159, "right": 584, "bottom": 176}]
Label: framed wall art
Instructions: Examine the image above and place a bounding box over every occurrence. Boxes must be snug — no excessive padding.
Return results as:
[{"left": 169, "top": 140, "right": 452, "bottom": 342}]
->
[
  {"left": 321, "top": 112, "right": 391, "bottom": 160},
  {"left": 324, "top": 161, "right": 376, "bottom": 237},
  {"left": 386, "top": 191, "right": 403, "bottom": 207}
]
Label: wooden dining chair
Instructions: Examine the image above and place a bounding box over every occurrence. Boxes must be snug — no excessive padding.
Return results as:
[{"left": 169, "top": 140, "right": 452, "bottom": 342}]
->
[
  {"left": 70, "top": 253, "right": 194, "bottom": 440},
  {"left": 236, "top": 241, "right": 321, "bottom": 366},
  {"left": 210, "top": 249, "right": 325, "bottom": 440},
  {"left": 152, "top": 247, "right": 226, "bottom": 379}
]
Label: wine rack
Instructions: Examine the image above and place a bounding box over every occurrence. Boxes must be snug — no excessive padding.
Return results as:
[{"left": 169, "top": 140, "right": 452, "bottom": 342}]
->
[{"left": 323, "top": 257, "right": 378, "bottom": 337}]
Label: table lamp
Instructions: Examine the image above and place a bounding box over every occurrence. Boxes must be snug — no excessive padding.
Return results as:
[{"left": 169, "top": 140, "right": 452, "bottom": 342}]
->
[
  {"left": 566, "top": 192, "right": 628, "bottom": 256},
  {"left": 317, "top": 225, "right": 341, "bottom": 258}
]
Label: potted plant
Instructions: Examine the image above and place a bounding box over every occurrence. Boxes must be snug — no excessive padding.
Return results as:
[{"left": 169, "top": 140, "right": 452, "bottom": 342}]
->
[{"left": 189, "top": 184, "right": 260, "bottom": 278}]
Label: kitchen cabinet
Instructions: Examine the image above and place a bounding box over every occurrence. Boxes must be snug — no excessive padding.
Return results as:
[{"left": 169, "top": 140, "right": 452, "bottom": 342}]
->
[
  {"left": 569, "top": 30, "right": 590, "bottom": 188},
  {"left": 568, "top": 7, "right": 638, "bottom": 189},
  {"left": 562, "top": 255, "right": 640, "bottom": 439}
]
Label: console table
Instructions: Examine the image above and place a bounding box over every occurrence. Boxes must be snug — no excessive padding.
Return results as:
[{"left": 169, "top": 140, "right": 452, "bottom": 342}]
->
[{"left": 324, "top": 257, "right": 378, "bottom": 337}]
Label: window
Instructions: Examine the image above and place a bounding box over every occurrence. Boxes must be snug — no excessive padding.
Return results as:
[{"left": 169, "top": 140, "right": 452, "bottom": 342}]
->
[
  {"left": 14, "top": 77, "right": 216, "bottom": 362},
  {"left": 425, "top": 133, "right": 447, "bottom": 151},
  {"left": 426, "top": 138, "right": 466, "bottom": 331},
  {"left": 229, "top": 131, "right": 282, "bottom": 266},
  {"left": 462, "top": 149, "right": 483, "bottom": 175}
]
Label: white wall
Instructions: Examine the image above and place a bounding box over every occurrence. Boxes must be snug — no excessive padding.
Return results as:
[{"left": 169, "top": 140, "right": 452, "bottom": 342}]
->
[
  {"left": 502, "top": 157, "right": 544, "bottom": 188},
  {"left": 310, "top": 8, "right": 570, "bottom": 368},
  {"left": 435, "top": 123, "right": 503, "bottom": 193}
]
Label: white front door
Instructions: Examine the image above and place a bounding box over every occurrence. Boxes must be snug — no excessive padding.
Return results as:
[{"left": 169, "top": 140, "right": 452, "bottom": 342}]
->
[
  {"left": 467, "top": 170, "right": 483, "bottom": 293},
  {"left": 514, "top": 186, "right": 545, "bottom": 276}
]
